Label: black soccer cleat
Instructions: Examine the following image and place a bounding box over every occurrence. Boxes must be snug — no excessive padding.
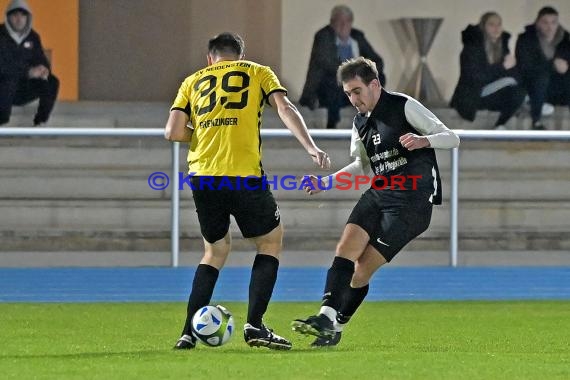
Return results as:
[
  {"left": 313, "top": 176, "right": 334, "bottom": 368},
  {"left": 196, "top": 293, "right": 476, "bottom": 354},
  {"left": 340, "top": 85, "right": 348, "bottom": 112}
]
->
[
  {"left": 173, "top": 334, "right": 196, "bottom": 350},
  {"left": 311, "top": 331, "right": 342, "bottom": 347},
  {"left": 243, "top": 323, "right": 292, "bottom": 350},
  {"left": 291, "top": 314, "right": 336, "bottom": 339}
]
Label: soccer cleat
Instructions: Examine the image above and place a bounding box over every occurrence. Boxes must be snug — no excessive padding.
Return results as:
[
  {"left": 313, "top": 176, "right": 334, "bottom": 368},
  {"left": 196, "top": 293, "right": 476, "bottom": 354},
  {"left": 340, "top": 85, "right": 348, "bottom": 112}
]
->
[
  {"left": 291, "top": 314, "right": 336, "bottom": 339},
  {"left": 243, "top": 323, "right": 292, "bottom": 350},
  {"left": 311, "top": 331, "right": 342, "bottom": 347},
  {"left": 173, "top": 334, "right": 196, "bottom": 350}
]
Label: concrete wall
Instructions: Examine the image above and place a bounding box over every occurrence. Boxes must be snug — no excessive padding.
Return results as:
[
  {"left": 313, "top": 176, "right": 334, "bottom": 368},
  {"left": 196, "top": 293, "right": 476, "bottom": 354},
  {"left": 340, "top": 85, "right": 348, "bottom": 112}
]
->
[
  {"left": 79, "top": 0, "right": 281, "bottom": 101},
  {"left": 281, "top": 0, "right": 570, "bottom": 101},
  {"left": 49, "top": 0, "right": 570, "bottom": 101}
]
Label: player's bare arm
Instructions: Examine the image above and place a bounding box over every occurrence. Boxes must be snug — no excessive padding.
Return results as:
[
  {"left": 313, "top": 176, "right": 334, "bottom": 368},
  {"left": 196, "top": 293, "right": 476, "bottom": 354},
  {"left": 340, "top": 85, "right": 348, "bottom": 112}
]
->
[
  {"left": 303, "top": 156, "right": 369, "bottom": 196},
  {"left": 164, "top": 110, "right": 193, "bottom": 142},
  {"left": 269, "top": 92, "right": 331, "bottom": 169},
  {"left": 399, "top": 133, "right": 430, "bottom": 151}
]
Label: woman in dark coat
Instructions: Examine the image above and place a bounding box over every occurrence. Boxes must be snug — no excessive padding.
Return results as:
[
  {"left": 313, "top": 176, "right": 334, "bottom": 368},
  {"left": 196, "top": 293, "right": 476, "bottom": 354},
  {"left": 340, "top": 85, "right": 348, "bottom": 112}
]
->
[{"left": 450, "top": 12, "right": 525, "bottom": 129}]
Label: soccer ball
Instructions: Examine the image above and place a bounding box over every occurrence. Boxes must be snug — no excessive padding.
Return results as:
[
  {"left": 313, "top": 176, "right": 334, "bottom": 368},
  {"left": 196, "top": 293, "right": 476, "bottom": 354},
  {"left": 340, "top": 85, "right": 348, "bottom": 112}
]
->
[{"left": 191, "top": 305, "right": 234, "bottom": 347}]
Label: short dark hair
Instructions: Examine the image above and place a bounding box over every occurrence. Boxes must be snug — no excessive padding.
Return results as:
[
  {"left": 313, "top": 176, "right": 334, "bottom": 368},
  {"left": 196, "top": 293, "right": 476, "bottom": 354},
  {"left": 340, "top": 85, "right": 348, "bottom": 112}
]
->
[
  {"left": 337, "top": 57, "right": 379, "bottom": 85},
  {"left": 208, "top": 32, "right": 245, "bottom": 57},
  {"left": 536, "top": 6, "right": 558, "bottom": 22}
]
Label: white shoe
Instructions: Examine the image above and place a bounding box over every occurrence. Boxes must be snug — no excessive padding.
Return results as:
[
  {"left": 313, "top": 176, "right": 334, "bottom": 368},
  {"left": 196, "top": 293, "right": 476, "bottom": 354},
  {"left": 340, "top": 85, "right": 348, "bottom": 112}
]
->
[
  {"left": 541, "top": 103, "right": 554, "bottom": 116},
  {"left": 494, "top": 125, "right": 506, "bottom": 130}
]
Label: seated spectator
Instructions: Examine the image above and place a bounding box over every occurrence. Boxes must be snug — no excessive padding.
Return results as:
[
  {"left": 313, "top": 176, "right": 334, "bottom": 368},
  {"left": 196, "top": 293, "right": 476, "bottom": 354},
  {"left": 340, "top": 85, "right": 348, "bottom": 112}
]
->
[
  {"left": 515, "top": 6, "right": 570, "bottom": 130},
  {"left": 450, "top": 12, "right": 525, "bottom": 130},
  {"left": 0, "top": 0, "right": 59, "bottom": 126},
  {"left": 299, "top": 5, "right": 386, "bottom": 129}
]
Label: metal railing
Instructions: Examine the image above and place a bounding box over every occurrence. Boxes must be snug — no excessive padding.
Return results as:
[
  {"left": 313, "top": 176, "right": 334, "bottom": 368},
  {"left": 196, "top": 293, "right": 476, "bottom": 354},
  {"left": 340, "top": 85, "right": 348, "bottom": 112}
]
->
[{"left": 1, "top": 127, "right": 570, "bottom": 267}]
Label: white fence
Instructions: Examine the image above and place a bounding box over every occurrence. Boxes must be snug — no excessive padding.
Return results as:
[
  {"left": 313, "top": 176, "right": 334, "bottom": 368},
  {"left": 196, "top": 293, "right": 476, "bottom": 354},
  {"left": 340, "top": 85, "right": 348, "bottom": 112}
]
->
[{"left": 1, "top": 127, "right": 570, "bottom": 267}]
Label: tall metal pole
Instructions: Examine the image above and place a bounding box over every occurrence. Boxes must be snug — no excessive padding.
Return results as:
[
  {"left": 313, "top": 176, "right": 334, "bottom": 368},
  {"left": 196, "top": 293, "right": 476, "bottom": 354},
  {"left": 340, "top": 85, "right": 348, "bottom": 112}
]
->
[
  {"left": 171, "top": 142, "right": 180, "bottom": 267},
  {"left": 450, "top": 147, "right": 459, "bottom": 267}
]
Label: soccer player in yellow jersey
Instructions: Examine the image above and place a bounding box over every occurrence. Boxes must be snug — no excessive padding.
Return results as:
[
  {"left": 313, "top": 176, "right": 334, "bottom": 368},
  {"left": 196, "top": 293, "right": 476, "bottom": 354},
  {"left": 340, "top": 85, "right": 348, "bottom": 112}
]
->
[{"left": 165, "top": 32, "right": 330, "bottom": 350}]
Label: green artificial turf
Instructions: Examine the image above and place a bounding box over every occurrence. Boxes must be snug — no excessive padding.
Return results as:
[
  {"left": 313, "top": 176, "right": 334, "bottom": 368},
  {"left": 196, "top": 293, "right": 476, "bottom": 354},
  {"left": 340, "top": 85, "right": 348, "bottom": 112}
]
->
[{"left": 0, "top": 301, "right": 568, "bottom": 379}]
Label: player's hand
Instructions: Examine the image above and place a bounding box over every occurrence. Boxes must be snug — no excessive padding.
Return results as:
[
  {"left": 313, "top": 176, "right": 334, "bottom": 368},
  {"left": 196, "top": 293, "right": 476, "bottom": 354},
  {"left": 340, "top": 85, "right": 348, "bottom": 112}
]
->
[
  {"left": 399, "top": 133, "right": 430, "bottom": 151},
  {"left": 309, "top": 148, "right": 331, "bottom": 169},
  {"left": 554, "top": 58, "right": 569, "bottom": 74},
  {"left": 302, "top": 174, "right": 326, "bottom": 195}
]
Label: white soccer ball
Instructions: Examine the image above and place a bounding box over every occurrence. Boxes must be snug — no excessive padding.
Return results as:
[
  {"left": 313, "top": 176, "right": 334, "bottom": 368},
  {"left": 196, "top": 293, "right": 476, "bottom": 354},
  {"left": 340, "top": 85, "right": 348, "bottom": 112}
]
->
[{"left": 191, "top": 305, "right": 234, "bottom": 347}]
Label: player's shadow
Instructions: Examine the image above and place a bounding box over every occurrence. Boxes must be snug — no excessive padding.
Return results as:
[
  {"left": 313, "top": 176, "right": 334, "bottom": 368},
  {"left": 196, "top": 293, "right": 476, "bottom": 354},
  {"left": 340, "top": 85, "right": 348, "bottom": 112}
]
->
[
  {"left": 187, "top": 346, "right": 353, "bottom": 354},
  {"left": 1, "top": 349, "right": 167, "bottom": 360},
  {"left": 1, "top": 346, "right": 352, "bottom": 359}
]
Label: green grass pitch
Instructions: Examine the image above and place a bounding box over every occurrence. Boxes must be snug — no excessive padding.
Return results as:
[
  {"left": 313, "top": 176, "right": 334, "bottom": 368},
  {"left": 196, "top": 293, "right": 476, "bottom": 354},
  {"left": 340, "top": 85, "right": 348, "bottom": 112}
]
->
[{"left": 1, "top": 301, "right": 569, "bottom": 379}]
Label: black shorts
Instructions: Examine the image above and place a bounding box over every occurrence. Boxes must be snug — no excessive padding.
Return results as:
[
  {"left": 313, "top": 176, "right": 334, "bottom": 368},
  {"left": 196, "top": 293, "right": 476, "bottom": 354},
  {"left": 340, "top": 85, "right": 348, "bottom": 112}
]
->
[
  {"left": 346, "top": 189, "right": 433, "bottom": 262},
  {"left": 190, "top": 176, "right": 281, "bottom": 243}
]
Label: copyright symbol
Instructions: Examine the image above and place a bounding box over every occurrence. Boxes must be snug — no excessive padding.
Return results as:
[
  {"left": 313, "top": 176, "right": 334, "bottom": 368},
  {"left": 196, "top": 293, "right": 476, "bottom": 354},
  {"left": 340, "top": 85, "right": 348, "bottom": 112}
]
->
[{"left": 148, "top": 172, "right": 170, "bottom": 190}]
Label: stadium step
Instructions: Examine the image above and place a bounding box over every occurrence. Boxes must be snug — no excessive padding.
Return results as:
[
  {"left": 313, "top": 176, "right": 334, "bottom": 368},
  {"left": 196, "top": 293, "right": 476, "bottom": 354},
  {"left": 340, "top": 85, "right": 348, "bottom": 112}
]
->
[
  {"left": 1, "top": 102, "right": 569, "bottom": 257},
  {"left": 1, "top": 199, "right": 569, "bottom": 252}
]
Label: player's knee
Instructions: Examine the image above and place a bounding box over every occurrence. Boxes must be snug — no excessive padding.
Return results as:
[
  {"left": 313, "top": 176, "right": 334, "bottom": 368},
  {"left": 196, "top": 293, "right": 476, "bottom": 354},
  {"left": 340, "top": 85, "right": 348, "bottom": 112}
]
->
[
  {"left": 335, "top": 240, "right": 361, "bottom": 261},
  {"left": 256, "top": 223, "right": 283, "bottom": 242},
  {"left": 201, "top": 252, "right": 228, "bottom": 269},
  {"left": 255, "top": 241, "right": 282, "bottom": 257},
  {"left": 335, "top": 241, "right": 346, "bottom": 255}
]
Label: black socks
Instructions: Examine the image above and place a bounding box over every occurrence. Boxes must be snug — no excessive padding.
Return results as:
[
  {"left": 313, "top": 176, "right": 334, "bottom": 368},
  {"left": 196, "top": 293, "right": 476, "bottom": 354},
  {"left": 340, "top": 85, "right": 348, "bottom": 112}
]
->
[
  {"left": 338, "top": 284, "right": 369, "bottom": 324},
  {"left": 322, "top": 256, "right": 355, "bottom": 311},
  {"left": 182, "top": 264, "right": 219, "bottom": 336},
  {"left": 247, "top": 254, "right": 279, "bottom": 328}
]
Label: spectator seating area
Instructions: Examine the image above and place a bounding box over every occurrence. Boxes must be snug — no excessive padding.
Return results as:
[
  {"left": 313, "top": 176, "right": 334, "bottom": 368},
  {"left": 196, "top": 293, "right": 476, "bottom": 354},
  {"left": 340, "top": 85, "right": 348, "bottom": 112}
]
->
[{"left": 1, "top": 101, "right": 569, "bottom": 262}]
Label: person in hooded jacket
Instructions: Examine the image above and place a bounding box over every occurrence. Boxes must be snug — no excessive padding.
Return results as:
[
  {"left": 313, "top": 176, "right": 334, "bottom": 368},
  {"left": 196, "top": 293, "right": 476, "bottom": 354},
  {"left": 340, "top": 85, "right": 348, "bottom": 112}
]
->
[
  {"left": 515, "top": 6, "right": 570, "bottom": 130},
  {"left": 450, "top": 11, "right": 525, "bottom": 130},
  {"left": 0, "top": 0, "right": 59, "bottom": 126}
]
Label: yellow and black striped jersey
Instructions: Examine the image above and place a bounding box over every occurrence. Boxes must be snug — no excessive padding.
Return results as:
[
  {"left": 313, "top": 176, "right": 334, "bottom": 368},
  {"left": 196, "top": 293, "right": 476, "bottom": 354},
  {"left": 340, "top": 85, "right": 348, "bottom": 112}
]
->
[{"left": 171, "top": 60, "right": 286, "bottom": 177}]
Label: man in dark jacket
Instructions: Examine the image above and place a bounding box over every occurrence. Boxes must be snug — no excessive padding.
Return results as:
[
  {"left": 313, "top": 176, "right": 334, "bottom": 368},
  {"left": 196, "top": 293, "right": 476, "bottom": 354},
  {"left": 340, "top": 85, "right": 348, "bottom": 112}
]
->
[
  {"left": 0, "top": 0, "right": 59, "bottom": 126},
  {"left": 515, "top": 6, "right": 570, "bottom": 130},
  {"left": 299, "top": 5, "right": 386, "bottom": 129}
]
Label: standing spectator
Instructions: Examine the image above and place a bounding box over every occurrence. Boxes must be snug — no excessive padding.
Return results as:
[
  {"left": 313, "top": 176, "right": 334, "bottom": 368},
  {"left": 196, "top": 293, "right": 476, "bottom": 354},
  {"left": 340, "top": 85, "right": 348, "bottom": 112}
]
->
[
  {"left": 515, "top": 6, "right": 570, "bottom": 130},
  {"left": 299, "top": 5, "right": 386, "bottom": 129},
  {"left": 0, "top": 0, "right": 59, "bottom": 126},
  {"left": 450, "top": 12, "right": 526, "bottom": 130}
]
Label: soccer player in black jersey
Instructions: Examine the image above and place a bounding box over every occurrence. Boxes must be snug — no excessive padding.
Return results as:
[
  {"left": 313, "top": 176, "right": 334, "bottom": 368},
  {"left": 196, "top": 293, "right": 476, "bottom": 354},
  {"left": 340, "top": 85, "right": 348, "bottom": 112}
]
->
[
  {"left": 292, "top": 57, "right": 460, "bottom": 347},
  {"left": 165, "top": 32, "right": 330, "bottom": 351}
]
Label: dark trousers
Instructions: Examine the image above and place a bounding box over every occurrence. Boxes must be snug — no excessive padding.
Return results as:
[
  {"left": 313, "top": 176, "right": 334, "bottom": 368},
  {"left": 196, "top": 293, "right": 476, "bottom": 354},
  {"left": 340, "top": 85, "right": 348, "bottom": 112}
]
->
[
  {"left": 317, "top": 79, "right": 351, "bottom": 129},
  {"left": 0, "top": 74, "right": 59, "bottom": 125},
  {"left": 524, "top": 72, "right": 570, "bottom": 123},
  {"left": 479, "top": 85, "right": 526, "bottom": 126}
]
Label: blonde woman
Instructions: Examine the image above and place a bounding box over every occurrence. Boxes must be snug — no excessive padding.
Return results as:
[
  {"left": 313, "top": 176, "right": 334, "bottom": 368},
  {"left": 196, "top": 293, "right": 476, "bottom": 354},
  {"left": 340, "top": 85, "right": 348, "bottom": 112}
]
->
[{"left": 450, "top": 12, "right": 525, "bottom": 129}]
